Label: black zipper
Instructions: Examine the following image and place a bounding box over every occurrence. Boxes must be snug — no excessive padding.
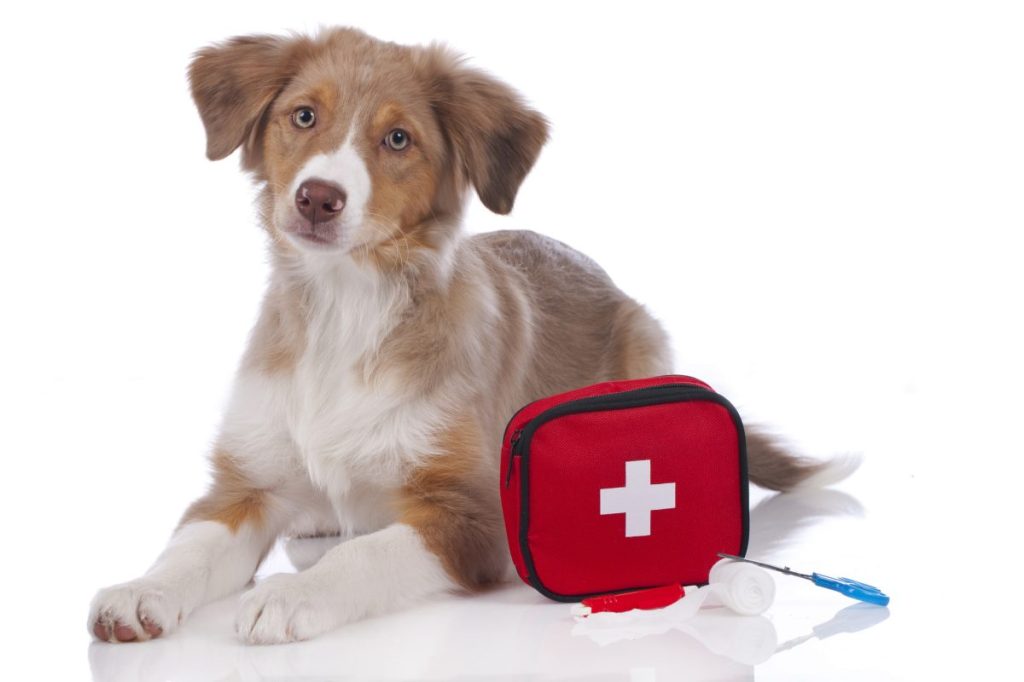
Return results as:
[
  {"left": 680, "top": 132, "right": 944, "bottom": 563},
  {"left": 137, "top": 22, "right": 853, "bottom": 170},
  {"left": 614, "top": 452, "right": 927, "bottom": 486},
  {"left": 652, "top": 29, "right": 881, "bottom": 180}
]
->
[
  {"left": 504, "top": 429, "right": 524, "bottom": 486},
  {"left": 504, "top": 383, "right": 709, "bottom": 488},
  {"left": 504, "top": 382, "right": 749, "bottom": 602}
]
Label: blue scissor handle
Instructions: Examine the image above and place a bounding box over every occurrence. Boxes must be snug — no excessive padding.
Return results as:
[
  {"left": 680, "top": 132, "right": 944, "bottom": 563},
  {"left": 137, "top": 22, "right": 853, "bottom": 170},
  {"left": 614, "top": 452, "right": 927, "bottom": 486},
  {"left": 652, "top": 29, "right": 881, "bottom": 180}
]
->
[{"left": 812, "top": 573, "right": 890, "bottom": 606}]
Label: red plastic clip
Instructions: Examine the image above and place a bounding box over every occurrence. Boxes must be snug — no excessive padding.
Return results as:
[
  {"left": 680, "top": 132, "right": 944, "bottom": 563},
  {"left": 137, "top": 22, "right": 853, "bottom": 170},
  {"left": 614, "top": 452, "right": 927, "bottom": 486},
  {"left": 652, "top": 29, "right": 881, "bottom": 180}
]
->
[{"left": 572, "top": 584, "right": 686, "bottom": 617}]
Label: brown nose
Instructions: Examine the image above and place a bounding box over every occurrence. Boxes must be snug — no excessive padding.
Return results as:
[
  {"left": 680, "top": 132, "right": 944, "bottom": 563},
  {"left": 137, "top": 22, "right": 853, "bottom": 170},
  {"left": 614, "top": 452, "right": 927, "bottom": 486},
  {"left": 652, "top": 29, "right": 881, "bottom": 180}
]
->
[{"left": 295, "top": 179, "right": 347, "bottom": 223}]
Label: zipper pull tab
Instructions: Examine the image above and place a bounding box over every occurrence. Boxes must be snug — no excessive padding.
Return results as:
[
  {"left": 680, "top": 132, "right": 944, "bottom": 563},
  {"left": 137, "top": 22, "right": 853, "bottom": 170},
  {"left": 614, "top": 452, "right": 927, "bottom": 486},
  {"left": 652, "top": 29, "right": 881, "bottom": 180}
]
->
[{"left": 505, "top": 429, "right": 523, "bottom": 488}]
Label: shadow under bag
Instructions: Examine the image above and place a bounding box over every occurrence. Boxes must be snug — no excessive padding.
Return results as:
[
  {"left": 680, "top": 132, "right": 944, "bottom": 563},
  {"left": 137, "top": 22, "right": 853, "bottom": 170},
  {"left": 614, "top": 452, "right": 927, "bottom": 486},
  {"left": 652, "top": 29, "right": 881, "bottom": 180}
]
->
[{"left": 500, "top": 375, "right": 749, "bottom": 601}]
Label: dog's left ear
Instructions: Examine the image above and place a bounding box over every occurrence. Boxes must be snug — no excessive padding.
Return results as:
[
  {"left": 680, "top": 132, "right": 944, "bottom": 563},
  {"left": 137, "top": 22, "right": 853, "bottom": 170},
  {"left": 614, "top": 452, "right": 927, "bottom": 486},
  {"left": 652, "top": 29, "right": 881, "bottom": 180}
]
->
[
  {"left": 189, "top": 34, "right": 312, "bottom": 170},
  {"left": 423, "top": 47, "right": 550, "bottom": 215}
]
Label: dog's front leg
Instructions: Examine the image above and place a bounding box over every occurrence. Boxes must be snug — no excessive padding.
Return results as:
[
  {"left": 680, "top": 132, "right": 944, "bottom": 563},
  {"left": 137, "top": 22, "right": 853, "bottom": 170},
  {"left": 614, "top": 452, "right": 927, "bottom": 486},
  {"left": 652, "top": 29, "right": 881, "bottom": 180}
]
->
[
  {"left": 236, "top": 523, "right": 453, "bottom": 644},
  {"left": 236, "top": 421, "right": 505, "bottom": 644},
  {"left": 88, "top": 485, "right": 279, "bottom": 642}
]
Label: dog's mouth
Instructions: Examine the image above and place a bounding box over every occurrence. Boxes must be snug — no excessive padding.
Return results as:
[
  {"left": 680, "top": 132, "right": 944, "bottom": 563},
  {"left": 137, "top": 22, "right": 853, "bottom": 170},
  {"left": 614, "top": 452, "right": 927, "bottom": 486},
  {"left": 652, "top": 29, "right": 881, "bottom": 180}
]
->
[
  {"left": 285, "top": 222, "right": 342, "bottom": 249},
  {"left": 295, "top": 229, "right": 336, "bottom": 245}
]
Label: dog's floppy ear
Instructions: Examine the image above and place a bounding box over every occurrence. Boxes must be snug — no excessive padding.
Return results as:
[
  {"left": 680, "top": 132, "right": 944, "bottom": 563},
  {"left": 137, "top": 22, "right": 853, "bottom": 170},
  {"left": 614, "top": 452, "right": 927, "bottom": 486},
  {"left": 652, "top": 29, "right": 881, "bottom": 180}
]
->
[
  {"left": 423, "top": 47, "right": 550, "bottom": 215},
  {"left": 189, "top": 34, "right": 311, "bottom": 169}
]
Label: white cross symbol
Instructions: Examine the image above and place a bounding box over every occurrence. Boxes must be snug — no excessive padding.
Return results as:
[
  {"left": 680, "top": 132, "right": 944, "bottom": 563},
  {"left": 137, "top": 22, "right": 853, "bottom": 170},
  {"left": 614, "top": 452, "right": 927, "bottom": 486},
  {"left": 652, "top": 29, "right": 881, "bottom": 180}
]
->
[{"left": 600, "top": 459, "right": 676, "bottom": 537}]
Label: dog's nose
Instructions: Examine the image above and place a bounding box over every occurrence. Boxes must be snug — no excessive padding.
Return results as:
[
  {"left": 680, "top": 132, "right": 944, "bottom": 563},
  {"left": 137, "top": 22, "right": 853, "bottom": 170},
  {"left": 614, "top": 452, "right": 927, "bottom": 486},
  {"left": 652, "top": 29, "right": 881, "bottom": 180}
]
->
[{"left": 295, "top": 179, "right": 347, "bottom": 223}]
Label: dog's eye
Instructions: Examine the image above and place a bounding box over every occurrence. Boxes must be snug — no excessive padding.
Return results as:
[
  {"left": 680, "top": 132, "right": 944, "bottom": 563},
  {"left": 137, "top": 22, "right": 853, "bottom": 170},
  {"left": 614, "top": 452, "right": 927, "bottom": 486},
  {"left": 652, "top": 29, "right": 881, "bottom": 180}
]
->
[
  {"left": 384, "top": 128, "right": 410, "bottom": 151},
  {"left": 292, "top": 107, "right": 316, "bottom": 129}
]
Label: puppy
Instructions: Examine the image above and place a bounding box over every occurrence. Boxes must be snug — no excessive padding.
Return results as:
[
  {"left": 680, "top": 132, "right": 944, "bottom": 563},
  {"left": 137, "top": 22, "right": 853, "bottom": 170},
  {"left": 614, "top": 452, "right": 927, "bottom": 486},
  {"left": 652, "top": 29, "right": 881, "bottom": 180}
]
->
[{"left": 89, "top": 28, "right": 843, "bottom": 644}]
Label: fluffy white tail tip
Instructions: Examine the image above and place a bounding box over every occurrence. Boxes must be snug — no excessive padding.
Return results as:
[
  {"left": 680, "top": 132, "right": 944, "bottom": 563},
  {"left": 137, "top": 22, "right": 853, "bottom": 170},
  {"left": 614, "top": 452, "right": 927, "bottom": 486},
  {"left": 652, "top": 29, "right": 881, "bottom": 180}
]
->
[{"left": 794, "top": 453, "right": 863, "bottom": 490}]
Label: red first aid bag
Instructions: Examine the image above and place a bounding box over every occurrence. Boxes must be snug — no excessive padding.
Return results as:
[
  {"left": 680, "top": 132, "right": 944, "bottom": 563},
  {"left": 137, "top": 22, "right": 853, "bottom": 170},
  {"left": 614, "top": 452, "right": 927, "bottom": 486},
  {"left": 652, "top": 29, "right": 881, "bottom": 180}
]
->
[{"left": 500, "top": 375, "right": 749, "bottom": 601}]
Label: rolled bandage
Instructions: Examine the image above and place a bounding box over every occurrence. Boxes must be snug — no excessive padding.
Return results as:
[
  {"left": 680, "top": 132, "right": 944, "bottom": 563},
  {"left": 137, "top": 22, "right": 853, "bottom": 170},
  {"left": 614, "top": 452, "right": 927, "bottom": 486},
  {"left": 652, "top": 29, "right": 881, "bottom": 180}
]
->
[{"left": 708, "top": 558, "right": 775, "bottom": 616}]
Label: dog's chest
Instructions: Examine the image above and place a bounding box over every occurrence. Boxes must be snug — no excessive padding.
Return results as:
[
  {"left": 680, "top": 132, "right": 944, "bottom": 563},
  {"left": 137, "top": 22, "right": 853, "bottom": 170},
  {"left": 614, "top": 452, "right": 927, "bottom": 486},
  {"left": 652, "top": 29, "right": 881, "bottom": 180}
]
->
[{"left": 283, "top": 283, "right": 440, "bottom": 523}]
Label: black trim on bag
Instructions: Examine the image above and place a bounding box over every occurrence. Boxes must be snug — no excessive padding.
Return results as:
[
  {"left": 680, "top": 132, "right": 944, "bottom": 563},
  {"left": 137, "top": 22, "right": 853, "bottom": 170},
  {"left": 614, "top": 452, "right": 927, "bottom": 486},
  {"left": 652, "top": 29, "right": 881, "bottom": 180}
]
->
[{"left": 509, "top": 383, "right": 750, "bottom": 602}]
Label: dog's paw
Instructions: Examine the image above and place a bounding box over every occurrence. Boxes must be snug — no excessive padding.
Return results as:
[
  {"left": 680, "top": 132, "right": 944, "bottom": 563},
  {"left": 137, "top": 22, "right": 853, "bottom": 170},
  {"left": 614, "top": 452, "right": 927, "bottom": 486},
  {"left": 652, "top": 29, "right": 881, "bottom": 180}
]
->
[
  {"left": 89, "top": 579, "right": 184, "bottom": 643},
  {"left": 235, "top": 573, "right": 338, "bottom": 644}
]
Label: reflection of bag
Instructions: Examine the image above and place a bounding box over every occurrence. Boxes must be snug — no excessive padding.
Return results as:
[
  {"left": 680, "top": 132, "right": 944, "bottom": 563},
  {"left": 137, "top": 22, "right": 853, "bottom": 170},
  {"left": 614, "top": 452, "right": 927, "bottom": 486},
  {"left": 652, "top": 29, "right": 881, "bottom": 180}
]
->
[{"left": 500, "top": 375, "right": 749, "bottom": 601}]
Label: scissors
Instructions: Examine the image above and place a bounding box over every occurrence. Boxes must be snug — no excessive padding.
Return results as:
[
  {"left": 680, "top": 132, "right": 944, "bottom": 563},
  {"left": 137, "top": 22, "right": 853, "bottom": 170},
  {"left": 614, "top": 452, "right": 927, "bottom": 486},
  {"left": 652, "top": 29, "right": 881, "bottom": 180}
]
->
[{"left": 717, "top": 553, "right": 890, "bottom": 606}]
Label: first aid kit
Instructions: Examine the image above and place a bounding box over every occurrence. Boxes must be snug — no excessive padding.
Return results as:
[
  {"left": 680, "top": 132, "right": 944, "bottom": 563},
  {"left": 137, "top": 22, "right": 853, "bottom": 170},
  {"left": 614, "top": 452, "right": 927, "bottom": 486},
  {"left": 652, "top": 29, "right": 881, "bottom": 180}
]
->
[{"left": 500, "top": 375, "right": 749, "bottom": 601}]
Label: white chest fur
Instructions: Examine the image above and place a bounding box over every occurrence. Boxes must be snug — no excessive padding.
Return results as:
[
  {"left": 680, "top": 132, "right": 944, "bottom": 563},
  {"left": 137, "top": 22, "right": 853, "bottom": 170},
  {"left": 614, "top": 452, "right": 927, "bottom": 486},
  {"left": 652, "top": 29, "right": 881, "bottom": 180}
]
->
[
  {"left": 286, "top": 258, "right": 441, "bottom": 531},
  {"left": 219, "top": 257, "right": 445, "bottom": 535}
]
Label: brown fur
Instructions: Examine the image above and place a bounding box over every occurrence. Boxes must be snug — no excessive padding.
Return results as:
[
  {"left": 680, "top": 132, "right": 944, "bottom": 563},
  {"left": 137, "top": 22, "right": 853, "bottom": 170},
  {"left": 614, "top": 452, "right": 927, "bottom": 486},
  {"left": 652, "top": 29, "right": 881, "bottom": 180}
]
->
[
  {"left": 745, "top": 429, "right": 833, "bottom": 491},
  {"left": 241, "top": 279, "right": 307, "bottom": 374},
  {"left": 417, "top": 47, "right": 550, "bottom": 215},
  {"left": 608, "top": 300, "right": 673, "bottom": 379},
  {"left": 398, "top": 419, "right": 506, "bottom": 589},
  {"left": 180, "top": 450, "right": 267, "bottom": 532},
  {"left": 190, "top": 34, "right": 318, "bottom": 168}
]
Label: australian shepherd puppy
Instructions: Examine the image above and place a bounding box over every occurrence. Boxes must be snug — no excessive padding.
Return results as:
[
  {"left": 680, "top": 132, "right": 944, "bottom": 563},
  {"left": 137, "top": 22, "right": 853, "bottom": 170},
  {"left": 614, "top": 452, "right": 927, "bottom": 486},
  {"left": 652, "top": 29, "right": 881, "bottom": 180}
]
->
[{"left": 89, "top": 28, "right": 843, "bottom": 644}]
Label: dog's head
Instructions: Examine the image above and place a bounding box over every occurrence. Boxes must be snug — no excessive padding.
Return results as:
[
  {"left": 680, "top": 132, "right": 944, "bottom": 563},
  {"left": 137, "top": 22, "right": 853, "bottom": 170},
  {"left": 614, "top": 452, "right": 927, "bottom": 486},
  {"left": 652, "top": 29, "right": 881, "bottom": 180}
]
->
[{"left": 189, "top": 29, "right": 548, "bottom": 261}]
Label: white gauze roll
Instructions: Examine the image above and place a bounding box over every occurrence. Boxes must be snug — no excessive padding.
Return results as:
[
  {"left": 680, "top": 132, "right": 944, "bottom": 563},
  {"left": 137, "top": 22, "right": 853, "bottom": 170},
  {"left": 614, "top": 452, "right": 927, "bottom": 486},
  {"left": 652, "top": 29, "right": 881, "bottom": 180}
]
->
[{"left": 708, "top": 558, "right": 775, "bottom": 616}]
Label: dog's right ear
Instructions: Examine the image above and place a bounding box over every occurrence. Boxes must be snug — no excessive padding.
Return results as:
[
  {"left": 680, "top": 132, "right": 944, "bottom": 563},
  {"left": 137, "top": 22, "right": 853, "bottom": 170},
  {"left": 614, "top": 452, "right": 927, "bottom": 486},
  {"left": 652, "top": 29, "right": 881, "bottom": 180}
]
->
[
  {"left": 420, "top": 46, "right": 549, "bottom": 216},
  {"left": 189, "top": 34, "right": 311, "bottom": 169}
]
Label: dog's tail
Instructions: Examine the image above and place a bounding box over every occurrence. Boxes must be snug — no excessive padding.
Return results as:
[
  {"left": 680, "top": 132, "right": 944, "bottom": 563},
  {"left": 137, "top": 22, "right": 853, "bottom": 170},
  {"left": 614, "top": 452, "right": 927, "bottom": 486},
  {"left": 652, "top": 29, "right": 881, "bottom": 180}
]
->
[{"left": 745, "top": 426, "right": 860, "bottom": 492}]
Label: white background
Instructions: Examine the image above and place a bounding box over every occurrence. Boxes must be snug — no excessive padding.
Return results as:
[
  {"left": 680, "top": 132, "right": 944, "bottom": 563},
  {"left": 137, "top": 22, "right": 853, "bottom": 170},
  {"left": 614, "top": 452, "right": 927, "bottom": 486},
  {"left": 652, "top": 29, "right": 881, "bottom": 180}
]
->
[{"left": 1, "top": 1, "right": 1022, "bottom": 679}]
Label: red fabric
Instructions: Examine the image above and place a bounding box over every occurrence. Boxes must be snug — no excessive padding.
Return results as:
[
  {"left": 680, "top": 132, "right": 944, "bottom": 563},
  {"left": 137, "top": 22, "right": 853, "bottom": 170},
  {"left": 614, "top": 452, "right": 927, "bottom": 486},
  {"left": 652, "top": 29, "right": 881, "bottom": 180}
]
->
[{"left": 500, "top": 375, "right": 746, "bottom": 599}]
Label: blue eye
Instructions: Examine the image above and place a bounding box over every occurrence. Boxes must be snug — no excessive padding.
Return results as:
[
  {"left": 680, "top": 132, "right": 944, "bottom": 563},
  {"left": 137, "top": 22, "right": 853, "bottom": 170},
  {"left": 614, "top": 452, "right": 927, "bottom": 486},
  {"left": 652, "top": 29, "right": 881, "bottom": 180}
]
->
[
  {"left": 292, "top": 107, "right": 316, "bottom": 129},
  {"left": 385, "top": 128, "right": 410, "bottom": 150}
]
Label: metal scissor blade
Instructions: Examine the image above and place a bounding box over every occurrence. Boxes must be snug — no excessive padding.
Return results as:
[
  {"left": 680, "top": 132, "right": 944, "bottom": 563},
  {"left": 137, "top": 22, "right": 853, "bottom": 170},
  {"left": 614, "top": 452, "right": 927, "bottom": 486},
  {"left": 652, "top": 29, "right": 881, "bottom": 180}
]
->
[{"left": 716, "top": 552, "right": 813, "bottom": 581}]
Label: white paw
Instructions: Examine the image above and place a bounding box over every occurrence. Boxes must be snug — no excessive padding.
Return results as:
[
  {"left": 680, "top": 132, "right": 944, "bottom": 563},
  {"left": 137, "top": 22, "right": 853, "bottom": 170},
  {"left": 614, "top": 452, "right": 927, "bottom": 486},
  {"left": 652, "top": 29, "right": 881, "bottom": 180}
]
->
[
  {"left": 235, "top": 573, "right": 339, "bottom": 644},
  {"left": 88, "top": 579, "right": 184, "bottom": 643}
]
